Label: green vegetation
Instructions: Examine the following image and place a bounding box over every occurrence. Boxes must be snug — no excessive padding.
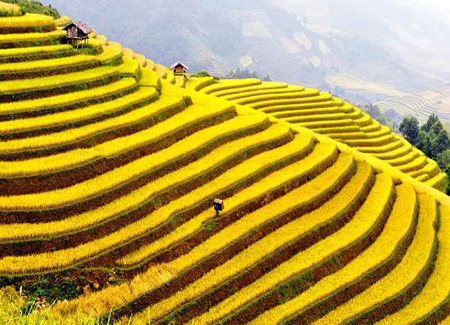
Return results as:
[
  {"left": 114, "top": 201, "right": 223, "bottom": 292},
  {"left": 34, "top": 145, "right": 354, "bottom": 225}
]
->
[
  {"left": 0, "top": 286, "right": 110, "bottom": 325},
  {"left": 192, "top": 70, "right": 211, "bottom": 77},
  {"left": 400, "top": 114, "right": 450, "bottom": 193},
  {"left": 399, "top": 116, "right": 420, "bottom": 145},
  {"left": 225, "top": 68, "right": 272, "bottom": 81},
  {"left": 1, "top": 0, "right": 59, "bottom": 18},
  {"left": 362, "top": 104, "right": 398, "bottom": 132},
  {"left": 0, "top": 1, "right": 23, "bottom": 16}
]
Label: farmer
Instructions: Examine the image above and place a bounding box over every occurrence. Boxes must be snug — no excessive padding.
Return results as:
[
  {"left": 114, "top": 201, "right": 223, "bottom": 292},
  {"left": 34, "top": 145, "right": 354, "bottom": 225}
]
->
[{"left": 213, "top": 199, "right": 224, "bottom": 217}]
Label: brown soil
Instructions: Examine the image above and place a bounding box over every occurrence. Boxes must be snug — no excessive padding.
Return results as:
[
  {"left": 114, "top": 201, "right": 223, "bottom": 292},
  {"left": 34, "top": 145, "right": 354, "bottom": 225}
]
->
[{"left": 0, "top": 25, "right": 56, "bottom": 34}]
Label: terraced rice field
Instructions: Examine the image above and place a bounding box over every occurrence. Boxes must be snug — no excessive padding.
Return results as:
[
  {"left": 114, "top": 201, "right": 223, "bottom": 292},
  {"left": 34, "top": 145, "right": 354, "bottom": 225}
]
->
[
  {"left": 375, "top": 94, "right": 440, "bottom": 124},
  {"left": 0, "top": 12, "right": 450, "bottom": 325},
  {"left": 0, "top": 1, "right": 22, "bottom": 17},
  {"left": 190, "top": 78, "right": 447, "bottom": 191}
]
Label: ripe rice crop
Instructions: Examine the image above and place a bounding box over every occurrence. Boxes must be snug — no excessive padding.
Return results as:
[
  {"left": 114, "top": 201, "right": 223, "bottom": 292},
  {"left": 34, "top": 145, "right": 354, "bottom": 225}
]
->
[
  {"left": 53, "top": 16, "right": 71, "bottom": 27},
  {"left": 235, "top": 89, "right": 320, "bottom": 106},
  {"left": 426, "top": 172, "right": 448, "bottom": 191},
  {"left": 53, "top": 264, "right": 176, "bottom": 318},
  {"left": 0, "top": 122, "right": 292, "bottom": 241},
  {"left": 95, "top": 44, "right": 123, "bottom": 65},
  {"left": 0, "top": 77, "right": 136, "bottom": 117},
  {"left": 0, "top": 44, "right": 73, "bottom": 60},
  {"left": 187, "top": 77, "right": 215, "bottom": 92},
  {"left": 202, "top": 79, "right": 262, "bottom": 94},
  {"left": 312, "top": 193, "right": 437, "bottom": 325},
  {"left": 0, "top": 29, "right": 64, "bottom": 44},
  {"left": 0, "top": 13, "right": 55, "bottom": 27},
  {"left": 0, "top": 54, "right": 98, "bottom": 75},
  {"left": 120, "top": 153, "right": 358, "bottom": 323},
  {"left": 121, "top": 47, "right": 134, "bottom": 58},
  {"left": 133, "top": 53, "right": 147, "bottom": 67},
  {"left": 195, "top": 77, "right": 447, "bottom": 189},
  {"left": 144, "top": 59, "right": 155, "bottom": 70},
  {"left": 106, "top": 40, "right": 122, "bottom": 52},
  {"left": 222, "top": 85, "right": 305, "bottom": 101},
  {"left": 356, "top": 141, "right": 403, "bottom": 154},
  {"left": 344, "top": 134, "right": 396, "bottom": 147},
  {"left": 0, "top": 14, "right": 448, "bottom": 324},
  {"left": 353, "top": 113, "right": 373, "bottom": 127},
  {"left": 284, "top": 113, "right": 349, "bottom": 123},
  {"left": 297, "top": 119, "right": 356, "bottom": 129},
  {"left": 0, "top": 66, "right": 117, "bottom": 96},
  {"left": 262, "top": 101, "right": 338, "bottom": 114},
  {"left": 274, "top": 183, "right": 416, "bottom": 324},
  {"left": 133, "top": 149, "right": 345, "bottom": 319},
  {"left": 376, "top": 204, "right": 450, "bottom": 325},
  {"left": 134, "top": 161, "right": 389, "bottom": 323},
  {"left": 154, "top": 64, "right": 168, "bottom": 79},
  {"left": 117, "top": 57, "right": 140, "bottom": 78},
  {"left": 248, "top": 174, "right": 395, "bottom": 324},
  {"left": 0, "top": 102, "right": 237, "bottom": 206},
  {"left": 116, "top": 135, "right": 322, "bottom": 267},
  {"left": 251, "top": 96, "right": 332, "bottom": 109},
  {"left": 0, "top": 80, "right": 151, "bottom": 135},
  {"left": 0, "top": 125, "right": 289, "bottom": 274},
  {"left": 0, "top": 1, "right": 22, "bottom": 16},
  {"left": 212, "top": 82, "right": 289, "bottom": 97},
  {"left": 0, "top": 111, "right": 265, "bottom": 228},
  {"left": 361, "top": 127, "right": 392, "bottom": 139},
  {"left": 386, "top": 151, "right": 420, "bottom": 167},
  {"left": 189, "top": 161, "right": 377, "bottom": 325},
  {"left": 408, "top": 158, "right": 440, "bottom": 178},
  {"left": 0, "top": 95, "right": 187, "bottom": 177},
  {"left": 139, "top": 67, "right": 160, "bottom": 88},
  {"left": 272, "top": 106, "right": 350, "bottom": 119},
  {"left": 398, "top": 155, "right": 428, "bottom": 173},
  {"left": 166, "top": 69, "right": 175, "bottom": 83}
]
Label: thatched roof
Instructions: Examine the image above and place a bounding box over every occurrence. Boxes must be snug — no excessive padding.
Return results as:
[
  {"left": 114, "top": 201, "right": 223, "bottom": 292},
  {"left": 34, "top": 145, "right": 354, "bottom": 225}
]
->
[
  {"left": 63, "top": 21, "right": 93, "bottom": 35},
  {"left": 170, "top": 61, "right": 189, "bottom": 70}
]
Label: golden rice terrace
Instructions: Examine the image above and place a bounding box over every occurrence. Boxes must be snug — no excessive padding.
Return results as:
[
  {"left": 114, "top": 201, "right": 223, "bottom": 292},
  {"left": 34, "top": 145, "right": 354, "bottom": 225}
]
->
[{"left": 0, "top": 11, "right": 449, "bottom": 325}]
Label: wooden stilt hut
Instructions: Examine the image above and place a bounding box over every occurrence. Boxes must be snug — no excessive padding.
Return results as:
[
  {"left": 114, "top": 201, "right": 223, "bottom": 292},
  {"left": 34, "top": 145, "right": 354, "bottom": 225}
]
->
[
  {"left": 170, "top": 61, "right": 189, "bottom": 76},
  {"left": 63, "top": 21, "right": 93, "bottom": 48}
]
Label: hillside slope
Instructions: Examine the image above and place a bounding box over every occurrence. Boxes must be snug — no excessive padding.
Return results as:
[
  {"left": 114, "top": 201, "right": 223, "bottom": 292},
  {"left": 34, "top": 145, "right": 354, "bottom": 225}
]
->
[
  {"left": 0, "top": 13, "right": 450, "bottom": 325},
  {"left": 187, "top": 77, "right": 447, "bottom": 190},
  {"left": 40, "top": 0, "right": 446, "bottom": 97}
]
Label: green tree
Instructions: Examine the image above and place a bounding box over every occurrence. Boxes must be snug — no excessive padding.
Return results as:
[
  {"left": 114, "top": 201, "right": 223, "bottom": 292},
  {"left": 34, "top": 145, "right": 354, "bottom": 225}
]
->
[
  {"left": 364, "top": 105, "right": 397, "bottom": 131},
  {"left": 431, "top": 130, "right": 450, "bottom": 158},
  {"left": 437, "top": 149, "right": 450, "bottom": 169},
  {"left": 430, "top": 119, "right": 445, "bottom": 137},
  {"left": 417, "top": 130, "right": 432, "bottom": 157},
  {"left": 399, "top": 116, "right": 419, "bottom": 145},
  {"left": 193, "top": 70, "right": 211, "bottom": 77},
  {"left": 421, "top": 113, "right": 440, "bottom": 133}
]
